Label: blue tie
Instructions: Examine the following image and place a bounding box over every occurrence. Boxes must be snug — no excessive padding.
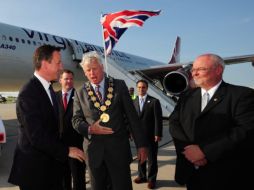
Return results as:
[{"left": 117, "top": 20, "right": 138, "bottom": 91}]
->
[{"left": 140, "top": 98, "right": 144, "bottom": 112}]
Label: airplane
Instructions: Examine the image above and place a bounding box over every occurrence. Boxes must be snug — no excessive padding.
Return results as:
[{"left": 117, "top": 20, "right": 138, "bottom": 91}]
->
[{"left": 0, "top": 21, "right": 254, "bottom": 147}]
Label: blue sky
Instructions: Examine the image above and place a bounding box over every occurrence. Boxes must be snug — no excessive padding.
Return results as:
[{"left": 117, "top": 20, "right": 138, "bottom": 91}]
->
[{"left": 0, "top": 0, "right": 253, "bottom": 88}]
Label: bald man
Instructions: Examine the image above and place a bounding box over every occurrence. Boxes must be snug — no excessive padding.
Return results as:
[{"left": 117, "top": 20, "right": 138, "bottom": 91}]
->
[{"left": 169, "top": 54, "right": 254, "bottom": 190}]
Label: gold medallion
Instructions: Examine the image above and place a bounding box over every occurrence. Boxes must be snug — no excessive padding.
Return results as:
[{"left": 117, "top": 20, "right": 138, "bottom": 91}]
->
[
  {"left": 107, "top": 94, "right": 113, "bottom": 99},
  {"left": 105, "top": 100, "right": 111, "bottom": 106},
  {"left": 91, "top": 96, "right": 96, "bottom": 101},
  {"left": 94, "top": 102, "right": 100, "bottom": 108},
  {"left": 85, "top": 77, "right": 114, "bottom": 115},
  {"left": 88, "top": 91, "right": 94, "bottom": 96},
  {"left": 100, "top": 113, "right": 110, "bottom": 123},
  {"left": 100, "top": 105, "right": 107, "bottom": 112},
  {"left": 108, "top": 87, "right": 113, "bottom": 92}
]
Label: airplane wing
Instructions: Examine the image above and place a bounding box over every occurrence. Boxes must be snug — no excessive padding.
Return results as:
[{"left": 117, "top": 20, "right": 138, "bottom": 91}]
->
[
  {"left": 223, "top": 54, "right": 254, "bottom": 65},
  {"left": 131, "top": 54, "right": 254, "bottom": 96}
]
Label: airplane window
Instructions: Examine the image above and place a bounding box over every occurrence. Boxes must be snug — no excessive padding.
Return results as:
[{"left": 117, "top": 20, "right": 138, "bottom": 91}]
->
[
  {"left": 2, "top": 35, "right": 6, "bottom": 41},
  {"left": 9, "top": 37, "right": 13, "bottom": 41},
  {"left": 33, "top": 41, "right": 36, "bottom": 46},
  {"left": 15, "top": 38, "right": 19, "bottom": 43},
  {"left": 27, "top": 40, "right": 31, "bottom": 45},
  {"left": 21, "top": 39, "right": 25, "bottom": 44}
]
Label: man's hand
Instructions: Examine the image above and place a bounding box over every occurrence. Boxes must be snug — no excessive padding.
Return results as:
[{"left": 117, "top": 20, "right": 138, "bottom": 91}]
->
[
  {"left": 137, "top": 147, "right": 148, "bottom": 164},
  {"left": 89, "top": 119, "right": 114, "bottom": 135},
  {"left": 194, "top": 158, "right": 208, "bottom": 166},
  {"left": 154, "top": 136, "right": 161, "bottom": 142},
  {"left": 182, "top": 144, "right": 205, "bottom": 164},
  {"left": 68, "top": 147, "right": 85, "bottom": 162}
]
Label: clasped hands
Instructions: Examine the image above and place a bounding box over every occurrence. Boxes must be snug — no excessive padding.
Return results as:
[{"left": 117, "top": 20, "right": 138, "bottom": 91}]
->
[{"left": 182, "top": 144, "right": 207, "bottom": 167}]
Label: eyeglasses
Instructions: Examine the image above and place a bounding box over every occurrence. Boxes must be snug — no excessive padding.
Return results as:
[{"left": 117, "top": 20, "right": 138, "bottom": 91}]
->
[{"left": 190, "top": 67, "right": 212, "bottom": 73}]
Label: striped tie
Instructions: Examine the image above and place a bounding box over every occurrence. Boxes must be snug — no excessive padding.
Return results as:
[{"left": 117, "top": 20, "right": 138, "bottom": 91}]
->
[{"left": 95, "top": 85, "right": 102, "bottom": 102}]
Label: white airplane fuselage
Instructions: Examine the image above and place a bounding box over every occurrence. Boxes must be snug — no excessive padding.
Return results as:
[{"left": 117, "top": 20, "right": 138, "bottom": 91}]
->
[{"left": 0, "top": 22, "right": 176, "bottom": 117}]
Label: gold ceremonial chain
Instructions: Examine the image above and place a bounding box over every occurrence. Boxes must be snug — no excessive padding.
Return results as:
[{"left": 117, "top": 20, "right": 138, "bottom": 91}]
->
[{"left": 85, "top": 77, "right": 114, "bottom": 123}]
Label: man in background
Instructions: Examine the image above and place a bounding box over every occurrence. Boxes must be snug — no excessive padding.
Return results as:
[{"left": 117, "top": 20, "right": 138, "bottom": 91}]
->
[
  {"left": 129, "top": 87, "right": 136, "bottom": 100},
  {"left": 57, "top": 69, "right": 86, "bottom": 190},
  {"left": 133, "top": 79, "right": 163, "bottom": 189}
]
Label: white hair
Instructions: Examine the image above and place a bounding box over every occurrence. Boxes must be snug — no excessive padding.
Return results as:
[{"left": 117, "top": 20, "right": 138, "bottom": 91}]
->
[
  {"left": 214, "top": 54, "right": 225, "bottom": 70},
  {"left": 80, "top": 51, "right": 103, "bottom": 67},
  {"left": 199, "top": 53, "right": 225, "bottom": 71}
]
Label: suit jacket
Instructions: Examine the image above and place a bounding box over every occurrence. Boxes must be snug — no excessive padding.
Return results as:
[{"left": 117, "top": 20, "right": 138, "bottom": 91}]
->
[
  {"left": 56, "top": 89, "right": 83, "bottom": 149},
  {"left": 8, "top": 76, "right": 69, "bottom": 187},
  {"left": 133, "top": 95, "right": 163, "bottom": 142},
  {"left": 72, "top": 77, "right": 147, "bottom": 168},
  {"left": 169, "top": 81, "right": 254, "bottom": 185}
]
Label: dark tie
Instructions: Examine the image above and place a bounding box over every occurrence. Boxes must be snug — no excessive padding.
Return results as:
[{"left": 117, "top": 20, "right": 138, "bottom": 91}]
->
[
  {"left": 95, "top": 85, "right": 102, "bottom": 102},
  {"left": 63, "top": 92, "right": 68, "bottom": 110},
  {"left": 49, "top": 84, "right": 59, "bottom": 115}
]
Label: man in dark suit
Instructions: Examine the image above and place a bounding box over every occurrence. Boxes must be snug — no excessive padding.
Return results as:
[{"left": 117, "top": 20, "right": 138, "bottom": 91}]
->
[
  {"left": 133, "top": 80, "right": 163, "bottom": 189},
  {"left": 72, "top": 51, "right": 148, "bottom": 190},
  {"left": 57, "top": 69, "right": 86, "bottom": 190},
  {"left": 169, "top": 53, "right": 254, "bottom": 190},
  {"left": 8, "top": 45, "right": 85, "bottom": 190}
]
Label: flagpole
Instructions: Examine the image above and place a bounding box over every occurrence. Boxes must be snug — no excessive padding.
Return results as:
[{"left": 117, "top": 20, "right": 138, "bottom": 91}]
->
[{"left": 101, "top": 13, "right": 109, "bottom": 77}]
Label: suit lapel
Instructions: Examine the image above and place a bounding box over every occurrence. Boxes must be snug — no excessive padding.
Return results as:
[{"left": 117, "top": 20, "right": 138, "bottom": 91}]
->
[
  {"left": 32, "top": 76, "right": 57, "bottom": 120},
  {"left": 138, "top": 95, "right": 149, "bottom": 117},
  {"left": 190, "top": 89, "right": 202, "bottom": 117},
  {"left": 65, "top": 89, "right": 74, "bottom": 112},
  {"left": 133, "top": 98, "right": 140, "bottom": 116},
  {"left": 103, "top": 77, "right": 109, "bottom": 102},
  {"left": 57, "top": 91, "right": 64, "bottom": 108},
  {"left": 32, "top": 77, "right": 54, "bottom": 109},
  {"left": 200, "top": 82, "right": 226, "bottom": 116},
  {"left": 140, "top": 95, "right": 149, "bottom": 116},
  {"left": 83, "top": 82, "right": 98, "bottom": 110}
]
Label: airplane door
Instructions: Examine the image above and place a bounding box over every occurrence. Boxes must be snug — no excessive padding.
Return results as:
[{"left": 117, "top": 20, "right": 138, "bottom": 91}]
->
[{"left": 69, "top": 40, "right": 83, "bottom": 61}]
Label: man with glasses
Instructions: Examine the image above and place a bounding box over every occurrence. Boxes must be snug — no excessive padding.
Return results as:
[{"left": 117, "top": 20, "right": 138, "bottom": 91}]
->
[{"left": 169, "top": 53, "right": 254, "bottom": 190}]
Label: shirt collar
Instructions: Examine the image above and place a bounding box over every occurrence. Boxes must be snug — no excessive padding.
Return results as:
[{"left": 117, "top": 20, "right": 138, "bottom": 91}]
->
[
  {"left": 91, "top": 78, "right": 105, "bottom": 91},
  {"left": 139, "top": 94, "right": 147, "bottom": 101},
  {"left": 34, "top": 72, "right": 51, "bottom": 91},
  {"left": 201, "top": 80, "right": 222, "bottom": 98},
  {"left": 62, "top": 88, "right": 73, "bottom": 96}
]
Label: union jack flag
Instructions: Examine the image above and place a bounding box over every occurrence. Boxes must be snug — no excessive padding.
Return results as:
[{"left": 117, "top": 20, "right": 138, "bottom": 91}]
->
[{"left": 101, "top": 10, "right": 161, "bottom": 55}]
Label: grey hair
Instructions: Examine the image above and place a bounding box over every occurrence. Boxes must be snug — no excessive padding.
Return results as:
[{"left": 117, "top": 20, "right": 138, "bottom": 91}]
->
[
  {"left": 199, "top": 53, "right": 225, "bottom": 71},
  {"left": 212, "top": 54, "right": 225, "bottom": 70},
  {"left": 80, "top": 51, "right": 103, "bottom": 67}
]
